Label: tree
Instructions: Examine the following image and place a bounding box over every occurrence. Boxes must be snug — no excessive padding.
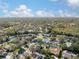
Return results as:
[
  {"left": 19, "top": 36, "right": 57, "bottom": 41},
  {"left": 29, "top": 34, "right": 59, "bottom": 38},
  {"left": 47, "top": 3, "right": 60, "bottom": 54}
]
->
[{"left": 68, "top": 40, "right": 79, "bottom": 54}]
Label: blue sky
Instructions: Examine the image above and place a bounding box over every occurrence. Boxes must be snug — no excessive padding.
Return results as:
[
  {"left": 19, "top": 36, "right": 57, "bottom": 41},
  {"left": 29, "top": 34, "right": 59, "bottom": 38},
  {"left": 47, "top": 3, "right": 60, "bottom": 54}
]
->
[{"left": 0, "top": 0, "right": 79, "bottom": 17}]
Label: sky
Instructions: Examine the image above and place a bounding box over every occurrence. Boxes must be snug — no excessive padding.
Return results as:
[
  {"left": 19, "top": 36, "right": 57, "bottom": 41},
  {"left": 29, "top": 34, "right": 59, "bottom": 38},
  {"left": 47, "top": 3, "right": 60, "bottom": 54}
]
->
[{"left": 0, "top": 0, "right": 79, "bottom": 17}]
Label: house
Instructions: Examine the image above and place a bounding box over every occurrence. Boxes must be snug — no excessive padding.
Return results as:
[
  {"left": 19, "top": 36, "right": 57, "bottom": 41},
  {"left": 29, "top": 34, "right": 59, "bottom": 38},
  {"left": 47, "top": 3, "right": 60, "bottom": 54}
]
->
[
  {"left": 43, "top": 34, "right": 51, "bottom": 37},
  {"left": 5, "top": 53, "right": 14, "bottom": 59},
  {"left": 23, "top": 48, "right": 32, "bottom": 57},
  {"left": 4, "top": 44, "right": 15, "bottom": 52},
  {"left": 69, "top": 23, "right": 75, "bottom": 27},
  {"left": 65, "top": 42, "right": 72, "bottom": 47},
  {"left": 50, "top": 40, "right": 60, "bottom": 47},
  {"left": 0, "top": 48, "right": 5, "bottom": 56},
  {"left": 19, "top": 54, "right": 26, "bottom": 59},
  {"left": 49, "top": 47, "right": 61, "bottom": 57},
  {"left": 62, "top": 50, "right": 77, "bottom": 59},
  {"left": 31, "top": 52, "right": 45, "bottom": 59},
  {"left": 43, "top": 38, "right": 50, "bottom": 43}
]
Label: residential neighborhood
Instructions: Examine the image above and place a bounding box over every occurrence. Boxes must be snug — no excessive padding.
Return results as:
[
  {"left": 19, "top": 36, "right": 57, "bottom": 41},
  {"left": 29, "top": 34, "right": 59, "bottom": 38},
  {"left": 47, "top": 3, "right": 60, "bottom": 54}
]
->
[{"left": 0, "top": 18, "right": 79, "bottom": 59}]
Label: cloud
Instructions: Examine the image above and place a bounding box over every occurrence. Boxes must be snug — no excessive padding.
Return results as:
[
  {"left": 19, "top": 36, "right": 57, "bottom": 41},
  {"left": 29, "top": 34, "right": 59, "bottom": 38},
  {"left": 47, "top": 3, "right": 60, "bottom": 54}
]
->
[
  {"left": 0, "top": 2, "right": 8, "bottom": 13},
  {"left": 36, "top": 10, "right": 55, "bottom": 17},
  {"left": 3, "top": 5, "right": 55, "bottom": 17},
  {"left": 3, "top": 8, "right": 79, "bottom": 17},
  {"left": 4, "top": 5, "right": 34, "bottom": 17},
  {"left": 1, "top": 4, "right": 79, "bottom": 17},
  {"left": 58, "top": 10, "right": 78, "bottom": 17},
  {"left": 67, "top": 0, "right": 79, "bottom": 7}
]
